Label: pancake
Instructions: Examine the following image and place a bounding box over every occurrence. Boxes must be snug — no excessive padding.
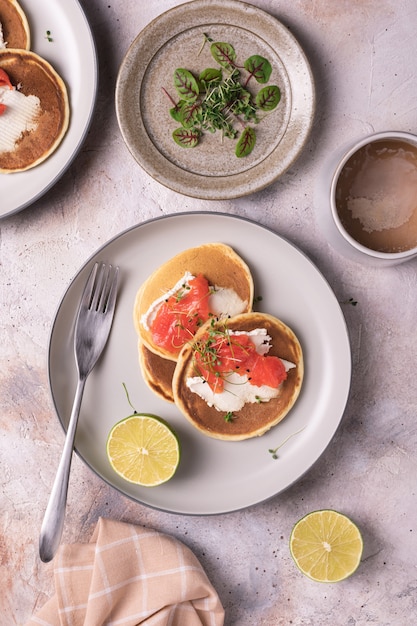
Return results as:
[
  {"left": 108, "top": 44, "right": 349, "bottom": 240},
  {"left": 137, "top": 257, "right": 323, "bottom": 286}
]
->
[
  {"left": 138, "top": 339, "right": 176, "bottom": 403},
  {"left": 172, "top": 312, "right": 304, "bottom": 441},
  {"left": 134, "top": 243, "right": 254, "bottom": 361},
  {"left": 0, "top": 0, "right": 30, "bottom": 50},
  {"left": 0, "top": 49, "right": 69, "bottom": 173}
]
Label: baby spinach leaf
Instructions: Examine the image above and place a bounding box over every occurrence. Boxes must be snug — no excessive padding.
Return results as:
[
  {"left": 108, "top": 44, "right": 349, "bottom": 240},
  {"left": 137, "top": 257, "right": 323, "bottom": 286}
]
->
[
  {"left": 235, "top": 127, "right": 256, "bottom": 157},
  {"left": 172, "top": 128, "right": 200, "bottom": 148},
  {"left": 210, "top": 42, "right": 237, "bottom": 68},
  {"left": 174, "top": 68, "right": 199, "bottom": 101},
  {"left": 244, "top": 55, "right": 272, "bottom": 84},
  {"left": 255, "top": 85, "right": 281, "bottom": 111}
]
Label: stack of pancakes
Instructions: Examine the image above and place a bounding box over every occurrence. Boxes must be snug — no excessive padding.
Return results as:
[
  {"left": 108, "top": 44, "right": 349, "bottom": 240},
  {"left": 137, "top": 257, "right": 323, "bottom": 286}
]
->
[
  {"left": 0, "top": 0, "right": 69, "bottom": 173},
  {"left": 134, "top": 243, "right": 304, "bottom": 441},
  {"left": 135, "top": 243, "right": 254, "bottom": 401}
]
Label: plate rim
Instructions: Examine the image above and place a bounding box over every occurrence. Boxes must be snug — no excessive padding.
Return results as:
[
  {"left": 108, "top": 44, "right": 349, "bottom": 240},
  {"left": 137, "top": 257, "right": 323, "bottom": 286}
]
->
[
  {"left": 0, "top": 0, "right": 98, "bottom": 219},
  {"left": 47, "top": 211, "right": 352, "bottom": 516},
  {"left": 115, "top": 0, "right": 316, "bottom": 200}
]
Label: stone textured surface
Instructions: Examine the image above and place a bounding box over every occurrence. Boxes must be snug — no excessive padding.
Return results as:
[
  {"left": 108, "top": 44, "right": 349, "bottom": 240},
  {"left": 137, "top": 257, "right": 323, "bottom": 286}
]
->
[{"left": 1, "top": 0, "right": 417, "bottom": 624}]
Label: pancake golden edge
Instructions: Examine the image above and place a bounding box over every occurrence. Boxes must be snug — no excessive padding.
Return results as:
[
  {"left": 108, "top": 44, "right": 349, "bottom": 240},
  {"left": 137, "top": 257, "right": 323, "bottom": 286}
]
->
[
  {"left": 172, "top": 312, "right": 304, "bottom": 441},
  {"left": 0, "top": 0, "right": 30, "bottom": 50},
  {"left": 133, "top": 243, "right": 254, "bottom": 362},
  {"left": 138, "top": 338, "right": 176, "bottom": 403},
  {"left": 0, "top": 49, "right": 70, "bottom": 173}
]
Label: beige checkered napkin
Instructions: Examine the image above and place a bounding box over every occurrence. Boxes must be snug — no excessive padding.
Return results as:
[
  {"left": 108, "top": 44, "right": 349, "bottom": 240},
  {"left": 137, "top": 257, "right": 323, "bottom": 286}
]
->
[{"left": 26, "top": 517, "right": 225, "bottom": 626}]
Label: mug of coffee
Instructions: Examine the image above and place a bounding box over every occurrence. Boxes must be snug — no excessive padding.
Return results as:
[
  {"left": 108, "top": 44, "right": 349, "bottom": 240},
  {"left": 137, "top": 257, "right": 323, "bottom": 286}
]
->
[{"left": 315, "top": 131, "right": 417, "bottom": 265}]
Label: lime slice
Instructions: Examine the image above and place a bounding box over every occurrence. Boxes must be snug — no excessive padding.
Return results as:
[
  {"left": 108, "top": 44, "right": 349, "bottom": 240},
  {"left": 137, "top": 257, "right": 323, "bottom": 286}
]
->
[
  {"left": 289, "top": 510, "right": 363, "bottom": 582},
  {"left": 106, "top": 413, "right": 180, "bottom": 487}
]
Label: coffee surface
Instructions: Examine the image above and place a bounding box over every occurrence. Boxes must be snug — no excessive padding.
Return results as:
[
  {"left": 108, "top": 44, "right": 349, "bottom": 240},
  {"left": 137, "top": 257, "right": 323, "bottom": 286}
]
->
[{"left": 335, "top": 139, "right": 417, "bottom": 252}]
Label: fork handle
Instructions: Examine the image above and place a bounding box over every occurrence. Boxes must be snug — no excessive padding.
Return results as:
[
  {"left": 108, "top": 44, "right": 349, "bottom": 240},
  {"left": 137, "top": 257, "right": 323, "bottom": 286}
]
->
[{"left": 39, "top": 376, "right": 86, "bottom": 562}]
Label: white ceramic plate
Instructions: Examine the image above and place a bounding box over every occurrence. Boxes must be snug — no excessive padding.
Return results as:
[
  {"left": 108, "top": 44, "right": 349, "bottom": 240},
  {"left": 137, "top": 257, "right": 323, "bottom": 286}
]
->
[
  {"left": 0, "top": 0, "right": 97, "bottom": 218},
  {"left": 48, "top": 213, "right": 351, "bottom": 515},
  {"left": 116, "top": 0, "right": 315, "bottom": 199}
]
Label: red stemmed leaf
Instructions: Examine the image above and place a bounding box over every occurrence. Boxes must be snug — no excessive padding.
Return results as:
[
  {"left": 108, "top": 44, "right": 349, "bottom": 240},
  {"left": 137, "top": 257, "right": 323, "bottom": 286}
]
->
[
  {"left": 178, "top": 101, "right": 201, "bottom": 128},
  {"left": 210, "top": 42, "right": 237, "bottom": 68},
  {"left": 244, "top": 55, "right": 272, "bottom": 84},
  {"left": 255, "top": 85, "right": 281, "bottom": 111},
  {"left": 174, "top": 68, "right": 199, "bottom": 101},
  {"left": 235, "top": 127, "right": 256, "bottom": 158},
  {"left": 172, "top": 128, "right": 200, "bottom": 148}
]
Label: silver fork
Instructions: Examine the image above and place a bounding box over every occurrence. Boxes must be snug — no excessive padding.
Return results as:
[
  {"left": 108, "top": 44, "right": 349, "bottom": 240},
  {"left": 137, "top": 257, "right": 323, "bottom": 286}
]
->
[{"left": 39, "top": 262, "right": 119, "bottom": 563}]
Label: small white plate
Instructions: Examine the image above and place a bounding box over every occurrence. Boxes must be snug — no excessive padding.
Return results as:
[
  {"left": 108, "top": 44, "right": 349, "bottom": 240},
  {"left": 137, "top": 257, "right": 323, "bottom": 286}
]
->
[
  {"left": 48, "top": 213, "right": 351, "bottom": 515},
  {"left": 116, "top": 0, "right": 315, "bottom": 199},
  {"left": 0, "top": 0, "right": 97, "bottom": 218}
]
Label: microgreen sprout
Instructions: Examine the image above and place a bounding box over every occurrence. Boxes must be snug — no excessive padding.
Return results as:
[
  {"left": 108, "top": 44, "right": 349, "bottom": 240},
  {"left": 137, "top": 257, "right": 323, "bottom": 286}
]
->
[
  {"left": 268, "top": 427, "right": 306, "bottom": 460},
  {"left": 198, "top": 32, "right": 213, "bottom": 56},
  {"left": 191, "top": 318, "right": 246, "bottom": 384},
  {"left": 122, "top": 382, "right": 138, "bottom": 414}
]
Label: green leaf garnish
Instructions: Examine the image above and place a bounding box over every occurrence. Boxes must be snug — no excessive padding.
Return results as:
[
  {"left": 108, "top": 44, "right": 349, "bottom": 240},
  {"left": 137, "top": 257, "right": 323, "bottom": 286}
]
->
[
  {"left": 199, "top": 68, "right": 222, "bottom": 85},
  {"left": 244, "top": 55, "right": 272, "bottom": 84},
  {"left": 174, "top": 68, "right": 199, "bottom": 101},
  {"left": 172, "top": 128, "right": 200, "bottom": 148},
  {"left": 255, "top": 85, "right": 281, "bottom": 111},
  {"left": 210, "top": 42, "right": 237, "bottom": 68},
  {"left": 169, "top": 104, "right": 183, "bottom": 123},
  {"left": 177, "top": 101, "right": 202, "bottom": 128},
  {"left": 165, "top": 36, "right": 281, "bottom": 157},
  {"left": 235, "top": 126, "right": 256, "bottom": 158}
]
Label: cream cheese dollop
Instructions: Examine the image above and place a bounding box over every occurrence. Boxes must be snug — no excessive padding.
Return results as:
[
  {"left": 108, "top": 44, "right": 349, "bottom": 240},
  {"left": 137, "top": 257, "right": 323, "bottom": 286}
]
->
[
  {"left": 0, "top": 84, "right": 41, "bottom": 153},
  {"left": 0, "top": 22, "right": 6, "bottom": 49},
  {"left": 186, "top": 328, "right": 296, "bottom": 412}
]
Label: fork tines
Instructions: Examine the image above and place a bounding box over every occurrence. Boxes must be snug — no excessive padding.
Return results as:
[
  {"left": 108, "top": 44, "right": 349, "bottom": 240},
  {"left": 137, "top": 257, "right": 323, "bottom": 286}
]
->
[{"left": 83, "top": 262, "right": 119, "bottom": 313}]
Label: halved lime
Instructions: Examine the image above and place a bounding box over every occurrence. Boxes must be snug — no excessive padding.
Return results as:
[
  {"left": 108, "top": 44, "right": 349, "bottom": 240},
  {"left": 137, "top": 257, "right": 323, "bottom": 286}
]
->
[
  {"left": 106, "top": 413, "right": 180, "bottom": 487},
  {"left": 289, "top": 510, "right": 363, "bottom": 582}
]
